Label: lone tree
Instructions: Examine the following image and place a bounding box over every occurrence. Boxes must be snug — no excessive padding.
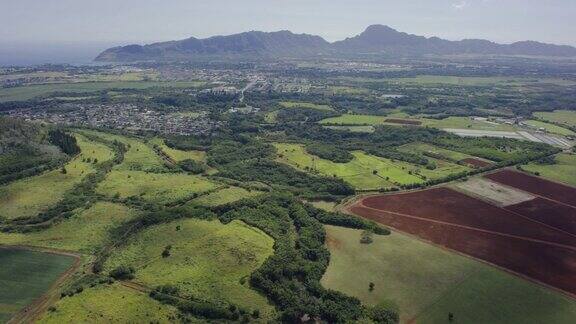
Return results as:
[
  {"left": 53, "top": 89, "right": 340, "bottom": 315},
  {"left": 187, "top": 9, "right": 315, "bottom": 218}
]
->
[
  {"left": 61, "top": 167, "right": 67, "bottom": 174},
  {"left": 162, "top": 245, "right": 172, "bottom": 258},
  {"left": 369, "top": 282, "right": 375, "bottom": 291},
  {"left": 449, "top": 312, "right": 455, "bottom": 322}
]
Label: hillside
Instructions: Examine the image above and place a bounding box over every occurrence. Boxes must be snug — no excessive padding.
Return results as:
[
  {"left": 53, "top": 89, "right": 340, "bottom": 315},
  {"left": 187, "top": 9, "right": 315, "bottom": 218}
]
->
[{"left": 96, "top": 25, "right": 576, "bottom": 62}]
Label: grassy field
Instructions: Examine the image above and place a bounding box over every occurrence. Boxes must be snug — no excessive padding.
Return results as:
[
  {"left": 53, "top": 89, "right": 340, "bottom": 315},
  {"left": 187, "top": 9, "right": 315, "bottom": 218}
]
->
[
  {"left": 322, "top": 225, "right": 576, "bottom": 323},
  {"left": 0, "top": 81, "right": 206, "bottom": 102},
  {"left": 79, "top": 130, "right": 166, "bottom": 172},
  {"left": 398, "top": 142, "right": 476, "bottom": 161},
  {"left": 308, "top": 200, "right": 337, "bottom": 212},
  {"left": 320, "top": 114, "right": 388, "bottom": 125},
  {"left": 188, "top": 186, "right": 262, "bottom": 207},
  {"left": 103, "top": 218, "right": 276, "bottom": 320},
  {"left": 0, "top": 134, "right": 113, "bottom": 220},
  {"left": 320, "top": 114, "right": 516, "bottom": 131},
  {"left": 97, "top": 170, "right": 219, "bottom": 203},
  {"left": 38, "top": 283, "right": 180, "bottom": 324},
  {"left": 279, "top": 101, "right": 333, "bottom": 111},
  {"left": 0, "top": 202, "right": 139, "bottom": 254},
  {"left": 323, "top": 125, "right": 375, "bottom": 133},
  {"left": 422, "top": 117, "right": 516, "bottom": 131},
  {"left": 524, "top": 120, "right": 575, "bottom": 136},
  {"left": 149, "top": 138, "right": 206, "bottom": 162},
  {"left": 0, "top": 248, "right": 75, "bottom": 323},
  {"left": 274, "top": 143, "right": 468, "bottom": 190},
  {"left": 534, "top": 110, "right": 576, "bottom": 128},
  {"left": 522, "top": 153, "right": 576, "bottom": 187}
]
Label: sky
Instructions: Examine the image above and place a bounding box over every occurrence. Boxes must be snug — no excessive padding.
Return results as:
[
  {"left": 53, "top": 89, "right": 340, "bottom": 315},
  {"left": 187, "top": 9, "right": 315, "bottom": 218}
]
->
[{"left": 0, "top": 0, "right": 575, "bottom": 64}]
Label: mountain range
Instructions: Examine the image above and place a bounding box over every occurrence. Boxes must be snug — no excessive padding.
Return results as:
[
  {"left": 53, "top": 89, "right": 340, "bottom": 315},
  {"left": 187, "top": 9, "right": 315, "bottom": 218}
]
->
[{"left": 95, "top": 25, "right": 576, "bottom": 62}]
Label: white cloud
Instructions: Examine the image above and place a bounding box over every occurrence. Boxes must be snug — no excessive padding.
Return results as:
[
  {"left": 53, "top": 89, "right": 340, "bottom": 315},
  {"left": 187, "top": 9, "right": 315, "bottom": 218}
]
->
[{"left": 452, "top": 0, "right": 468, "bottom": 10}]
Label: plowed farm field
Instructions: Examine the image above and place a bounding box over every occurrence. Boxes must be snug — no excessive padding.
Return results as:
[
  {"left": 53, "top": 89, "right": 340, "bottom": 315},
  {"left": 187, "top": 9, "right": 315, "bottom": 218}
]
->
[{"left": 348, "top": 185, "right": 576, "bottom": 297}]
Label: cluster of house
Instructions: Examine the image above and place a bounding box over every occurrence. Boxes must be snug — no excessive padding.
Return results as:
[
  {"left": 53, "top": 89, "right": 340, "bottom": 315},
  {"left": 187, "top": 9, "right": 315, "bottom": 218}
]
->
[{"left": 8, "top": 104, "right": 221, "bottom": 136}]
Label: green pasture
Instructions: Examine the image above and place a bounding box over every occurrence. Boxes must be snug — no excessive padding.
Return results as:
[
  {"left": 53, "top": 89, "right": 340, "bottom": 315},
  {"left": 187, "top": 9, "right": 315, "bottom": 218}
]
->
[
  {"left": 0, "top": 202, "right": 139, "bottom": 253},
  {"left": 97, "top": 170, "right": 219, "bottom": 203},
  {"left": 79, "top": 130, "right": 166, "bottom": 172},
  {"left": 0, "top": 248, "right": 75, "bottom": 323},
  {"left": 524, "top": 120, "right": 575, "bottom": 136},
  {"left": 279, "top": 101, "right": 333, "bottom": 111},
  {"left": 0, "top": 134, "right": 113, "bottom": 220},
  {"left": 398, "top": 142, "right": 476, "bottom": 162},
  {"left": 275, "top": 143, "right": 467, "bottom": 190},
  {"left": 104, "top": 218, "right": 276, "bottom": 320},
  {"left": 38, "top": 283, "right": 180, "bottom": 324},
  {"left": 323, "top": 125, "right": 375, "bottom": 133},
  {"left": 0, "top": 81, "right": 206, "bottom": 102},
  {"left": 534, "top": 110, "right": 576, "bottom": 128},
  {"left": 320, "top": 114, "right": 388, "bottom": 126},
  {"left": 522, "top": 153, "right": 576, "bottom": 187},
  {"left": 322, "top": 225, "right": 576, "bottom": 324}
]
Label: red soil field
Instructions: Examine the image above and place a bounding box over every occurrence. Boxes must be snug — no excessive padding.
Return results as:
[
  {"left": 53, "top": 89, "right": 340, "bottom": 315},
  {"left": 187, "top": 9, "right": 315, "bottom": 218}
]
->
[
  {"left": 460, "top": 157, "right": 492, "bottom": 168},
  {"left": 486, "top": 170, "right": 576, "bottom": 207},
  {"left": 506, "top": 198, "right": 576, "bottom": 236},
  {"left": 350, "top": 187, "right": 576, "bottom": 296},
  {"left": 384, "top": 118, "right": 422, "bottom": 125}
]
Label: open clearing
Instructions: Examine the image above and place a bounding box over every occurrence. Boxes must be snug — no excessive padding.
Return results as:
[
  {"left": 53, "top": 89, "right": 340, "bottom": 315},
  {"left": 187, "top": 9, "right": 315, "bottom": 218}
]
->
[
  {"left": 451, "top": 178, "right": 535, "bottom": 207},
  {"left": 275, "top": 143, "right": 469, "bottom": 190},
  {"left": 103, "top": 218, "right": 276, "bottom": 320},
  {"left": 0, "top": 248, "right": 75, "bottom": 323},
  {"left": 322, "top": 225, "right": 576, "bottom": 323},
  {"left": 522, "top": 153, "right": 576, "bottom": 187},
  {"left": 97, "top": 170, "right": 219, "bottom": 203},
  {"left": 149, "top": 138, "right": 206, "bottom": 163},
  {"left": 398, "top": 142, "right": 475, "bottom": 162},
  {"left": 320, "top": 114, "right": 515, "bottom": 131},
  {"left": 524, "top": 120, "right": 575, "bottom": 136},
  {"left": 79, "top": 130, "right": 166, "bottom": 172},
  {"left": 38, "top": 283, "right": 180, "bottom": 323},
  {"left": 534, "top": 110, "right": 576, "bottom": 128},
  {"left": 0, "top": 134, "right": 113, "bottom": 220},
  {"left": 348, "top": 187, "right": 576, "bottom": 296},
  {"left": 0, "top": 81, "right": 206, "bottom": 102},
  {"left": 0, "top": 202, "right": 139, "bottom": 253},
  {"left": 278, "top": 101, "right": 333, "bottom": 111}
]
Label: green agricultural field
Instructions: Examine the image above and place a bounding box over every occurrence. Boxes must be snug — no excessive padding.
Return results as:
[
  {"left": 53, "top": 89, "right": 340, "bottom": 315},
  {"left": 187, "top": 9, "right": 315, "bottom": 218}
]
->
[
  {"left": 79, "top": 130, "right": 166, "bottom": 172},
  {"left": 0, "top": 248, "right": 75, "bottom": 323},
  {"left": 0, "top": 134, "right": 113, "bottom": 220},
  {"left": 104, "top": 218, "right": 276, "bottom": 320},
  {"left": 38, "top": 283, "right": 180, "bottom": 324},
  {"left": 149, "top": 138, "right": 206, "bottom": 162},
  {"left": 188, "top": 186, "right": 262, "bottom": 207},
  {"left": 275, "top": 143, "right": 467, "bottom": 190},
  {"left": 323, "top": 125, "right": 375, "bottom": 133},
  {"left": 522, "top": 153, "right": 576, "bottom": 187},
  {"left": 97, "top": 170, "right": 219, "bottom": 203},
  {"left": 279, "top": 101, "right": 333, "bottom": 111},
  {"left": 320, "top": 114, "right": 515, "bottom": 131},
  {"left": 523, "top": 120, "right": 575, "bottom": 136},
  {"left": 0, "top": 202, "right": 139, "bottom": 253},
  {"left": 534, "top": 110, "right": 576, "bottom": 128},
  {"left": 398, "top": 142, "right": 476, "bottom": 162},
  {"left": 322, "top": 226, "right": 576, "bottom": 324},
  {"left": 422, "top": 117, "right": 516, "bottom": 131},
  {"left": 320, "top": 114, "right": 388, "bottom": 125},
  {"left": 0, "top": 81, "right": 206, "bottom": 102}
]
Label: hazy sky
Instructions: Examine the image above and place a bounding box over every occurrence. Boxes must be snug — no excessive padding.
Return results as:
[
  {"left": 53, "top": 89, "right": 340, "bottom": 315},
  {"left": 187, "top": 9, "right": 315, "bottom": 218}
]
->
[{"left": 1, "top": 0, "right": 575, "bottom": 46}]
